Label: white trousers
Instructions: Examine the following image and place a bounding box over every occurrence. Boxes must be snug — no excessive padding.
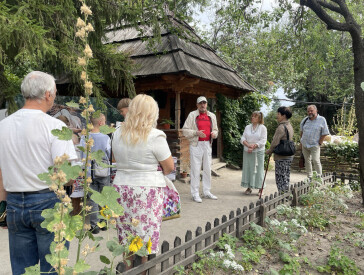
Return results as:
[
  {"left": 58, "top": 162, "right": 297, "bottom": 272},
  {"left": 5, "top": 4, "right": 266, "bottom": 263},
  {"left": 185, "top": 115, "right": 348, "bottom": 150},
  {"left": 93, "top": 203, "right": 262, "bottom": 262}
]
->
[
  {"left": 302, "top": 145, "right": 322, "bottom": 177},
  {"left": 190, "top": 141, "right": 212, "bottom": 196}
]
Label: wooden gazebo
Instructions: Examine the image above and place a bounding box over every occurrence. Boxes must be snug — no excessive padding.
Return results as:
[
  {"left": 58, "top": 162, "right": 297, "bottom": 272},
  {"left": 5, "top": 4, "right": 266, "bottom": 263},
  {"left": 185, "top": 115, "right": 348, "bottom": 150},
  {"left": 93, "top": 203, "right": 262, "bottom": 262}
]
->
[{"left": 103, "top": 16, "right": 256, "bottom": 176}]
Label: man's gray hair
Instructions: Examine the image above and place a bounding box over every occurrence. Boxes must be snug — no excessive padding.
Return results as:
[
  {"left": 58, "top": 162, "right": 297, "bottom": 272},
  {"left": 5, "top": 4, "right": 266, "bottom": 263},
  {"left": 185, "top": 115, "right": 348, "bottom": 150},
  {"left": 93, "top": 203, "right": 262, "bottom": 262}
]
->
[
  {"left": 307, "top": 104, "right": 317, "bottom": 110},
  {"left": 21, "top": 71, "right": 56, "bottom": 100}
]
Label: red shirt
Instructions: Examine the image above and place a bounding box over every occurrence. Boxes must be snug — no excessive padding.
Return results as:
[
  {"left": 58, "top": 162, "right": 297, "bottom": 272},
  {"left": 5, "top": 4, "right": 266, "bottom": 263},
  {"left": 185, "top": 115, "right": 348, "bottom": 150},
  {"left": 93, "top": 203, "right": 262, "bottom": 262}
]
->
[{"left": 196, "top": 112, "right": 211, "bottom": 141}]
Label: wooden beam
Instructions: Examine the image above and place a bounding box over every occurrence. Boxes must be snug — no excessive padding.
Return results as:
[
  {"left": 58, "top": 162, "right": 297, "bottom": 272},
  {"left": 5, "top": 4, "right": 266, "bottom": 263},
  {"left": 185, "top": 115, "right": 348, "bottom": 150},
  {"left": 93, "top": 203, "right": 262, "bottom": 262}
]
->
[{"left": 175, "top": 91, "right": 181, "bottom": 130}]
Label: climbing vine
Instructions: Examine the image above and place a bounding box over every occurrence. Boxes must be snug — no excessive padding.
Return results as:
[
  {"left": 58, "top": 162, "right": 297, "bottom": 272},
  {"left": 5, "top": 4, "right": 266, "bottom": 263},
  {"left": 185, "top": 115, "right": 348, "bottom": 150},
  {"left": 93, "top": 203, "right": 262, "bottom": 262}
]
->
[{"left": 216, "top": 93, "right": 268, "bottom": 167}]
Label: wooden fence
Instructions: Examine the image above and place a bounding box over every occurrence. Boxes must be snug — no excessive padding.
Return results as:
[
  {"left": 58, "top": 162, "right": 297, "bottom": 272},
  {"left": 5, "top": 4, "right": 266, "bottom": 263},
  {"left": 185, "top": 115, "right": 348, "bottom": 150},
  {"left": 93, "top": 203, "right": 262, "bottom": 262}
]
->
[{"left": 119, "top": 173, "right": 359, "bottom": 275}]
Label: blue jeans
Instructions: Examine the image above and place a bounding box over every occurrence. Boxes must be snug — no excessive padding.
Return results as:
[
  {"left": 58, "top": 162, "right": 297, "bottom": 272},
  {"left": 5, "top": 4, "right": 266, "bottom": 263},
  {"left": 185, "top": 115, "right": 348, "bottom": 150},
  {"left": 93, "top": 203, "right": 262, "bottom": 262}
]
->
[
  {"left": 89, "top": 176, "right": 110, "bottom": 227},
  {"left": 6, "top": 191, "right": 59, "bottom": 275}
]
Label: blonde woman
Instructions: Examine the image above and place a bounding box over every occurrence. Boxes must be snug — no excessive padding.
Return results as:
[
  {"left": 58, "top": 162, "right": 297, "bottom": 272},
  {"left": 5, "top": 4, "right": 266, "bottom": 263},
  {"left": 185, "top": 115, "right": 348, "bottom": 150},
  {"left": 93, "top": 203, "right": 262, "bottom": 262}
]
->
[
  {"left": 240, "top": 111, "right": 267, "bottom": 195},
  {"left": 112, "top": 94, "right": 174, "bottom": 270}
]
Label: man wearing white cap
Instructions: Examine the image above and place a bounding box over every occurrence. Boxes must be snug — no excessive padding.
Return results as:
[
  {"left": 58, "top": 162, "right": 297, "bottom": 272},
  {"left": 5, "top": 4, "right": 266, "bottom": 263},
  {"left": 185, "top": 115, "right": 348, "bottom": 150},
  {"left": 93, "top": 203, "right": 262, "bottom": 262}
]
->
[{"left": 182, "top": 96, "right": 218, "bottom": 203}]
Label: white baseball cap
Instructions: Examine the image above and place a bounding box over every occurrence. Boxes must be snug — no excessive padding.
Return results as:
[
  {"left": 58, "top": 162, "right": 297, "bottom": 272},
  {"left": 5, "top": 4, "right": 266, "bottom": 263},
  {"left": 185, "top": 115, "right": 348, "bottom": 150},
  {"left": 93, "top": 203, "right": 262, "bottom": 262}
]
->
[{"left": 197, "top": 96, "right": 207, "bottom": 104}]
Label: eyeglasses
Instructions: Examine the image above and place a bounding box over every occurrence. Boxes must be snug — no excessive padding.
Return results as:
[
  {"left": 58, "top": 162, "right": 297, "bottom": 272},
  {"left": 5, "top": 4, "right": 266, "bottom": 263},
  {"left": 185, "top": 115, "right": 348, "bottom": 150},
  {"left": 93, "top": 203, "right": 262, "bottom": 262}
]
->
[{"left": 198, "top": 101, "right": 207, "bottom": 105}]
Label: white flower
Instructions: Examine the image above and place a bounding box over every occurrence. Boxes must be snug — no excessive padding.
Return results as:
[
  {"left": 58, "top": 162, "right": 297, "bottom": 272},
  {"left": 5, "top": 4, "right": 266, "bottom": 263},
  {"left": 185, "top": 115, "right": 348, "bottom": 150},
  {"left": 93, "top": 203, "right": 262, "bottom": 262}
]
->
[
  {"left": 226, "top": 251, "right": 235, "bottom": 259},
  {"left": 223, "top": 259, "right": 232, "bottom": 268},
  {"left": 269, "top": 219, "right": 281, "bottom": 227},
  {"left": 216, "top": 251, "right": 224, "bottom": 258}
]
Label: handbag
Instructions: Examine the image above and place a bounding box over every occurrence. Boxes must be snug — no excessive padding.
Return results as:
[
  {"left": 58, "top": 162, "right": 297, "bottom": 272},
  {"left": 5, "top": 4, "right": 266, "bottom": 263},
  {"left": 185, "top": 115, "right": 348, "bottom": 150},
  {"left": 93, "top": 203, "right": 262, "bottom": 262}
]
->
[
  {"left": 273, "top": 125, "right": 296, "bottom": 156},
  {"left": 93, "top": 159, "right": 109, "bottom": 177},
  {"left": 0, "top": 201, "right": 6, "bottom": 227},
  {"left": 162, "top": 176, "right": 181, "bottom": 221}
]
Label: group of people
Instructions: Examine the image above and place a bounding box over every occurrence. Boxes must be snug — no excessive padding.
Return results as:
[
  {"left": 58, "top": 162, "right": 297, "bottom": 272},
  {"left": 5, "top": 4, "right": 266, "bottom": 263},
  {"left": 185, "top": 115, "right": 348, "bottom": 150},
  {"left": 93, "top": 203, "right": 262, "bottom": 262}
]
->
[
  {"left": 241, "top": 105, "right": 329, "bottom": 196},
  {"left": 0, "top": 70, "right": 330, "bottom": 274}
]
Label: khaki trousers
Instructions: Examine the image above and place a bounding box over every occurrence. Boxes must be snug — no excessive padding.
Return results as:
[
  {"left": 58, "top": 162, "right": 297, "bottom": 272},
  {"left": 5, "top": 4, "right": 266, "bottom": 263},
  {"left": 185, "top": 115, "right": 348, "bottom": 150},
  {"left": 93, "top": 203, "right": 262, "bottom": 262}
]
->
[{"left": 302, "top": 145, "right": 322, "bottom": 178}]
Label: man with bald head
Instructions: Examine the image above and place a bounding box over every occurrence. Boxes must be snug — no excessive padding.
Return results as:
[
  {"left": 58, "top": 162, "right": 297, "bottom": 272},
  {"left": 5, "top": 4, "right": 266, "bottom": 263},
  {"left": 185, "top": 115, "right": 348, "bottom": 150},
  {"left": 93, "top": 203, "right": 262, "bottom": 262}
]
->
[
  {"left": 300, "top": 105, "right": 330, "bottom": 179},
  {"left": 0, "top": 71, "right": 77, "bottom": 274}
]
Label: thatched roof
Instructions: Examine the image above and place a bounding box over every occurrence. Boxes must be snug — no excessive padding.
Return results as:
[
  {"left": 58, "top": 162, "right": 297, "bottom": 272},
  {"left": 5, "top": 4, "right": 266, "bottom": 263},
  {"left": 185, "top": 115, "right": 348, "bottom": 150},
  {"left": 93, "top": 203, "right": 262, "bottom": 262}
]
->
[{"left": 103, "top": 17, "right": 255, "bottom": 93}]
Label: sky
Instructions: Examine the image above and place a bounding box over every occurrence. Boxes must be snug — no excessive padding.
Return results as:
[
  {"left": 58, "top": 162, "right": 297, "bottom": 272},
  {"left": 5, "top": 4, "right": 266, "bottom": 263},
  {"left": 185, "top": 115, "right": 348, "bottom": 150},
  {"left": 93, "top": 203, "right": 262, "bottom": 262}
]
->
[{"left": 192, "top": 1, "right": 295, "bottom": 115}]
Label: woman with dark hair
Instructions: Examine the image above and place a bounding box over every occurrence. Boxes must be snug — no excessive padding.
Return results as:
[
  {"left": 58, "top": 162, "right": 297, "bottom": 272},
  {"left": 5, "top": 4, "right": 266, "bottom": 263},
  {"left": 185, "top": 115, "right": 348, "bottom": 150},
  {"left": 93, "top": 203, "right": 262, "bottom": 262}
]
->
[
  {"left": 266, "top": 107, "right": 294, "bottom": 194},
  {"left": 240, "top": 111, "right": 267, "bottom": 195}
]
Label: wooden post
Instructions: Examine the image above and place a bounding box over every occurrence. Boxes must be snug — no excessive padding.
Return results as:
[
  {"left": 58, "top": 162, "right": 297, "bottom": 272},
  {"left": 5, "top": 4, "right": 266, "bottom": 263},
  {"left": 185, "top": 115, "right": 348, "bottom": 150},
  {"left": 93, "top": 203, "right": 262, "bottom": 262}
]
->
[
  {"left": 260, "top": 204, "right": 267, "bottom": 227},
  {"left": 185, "top": 230, "right": 192, "bottom": 259},
  {"left": 292, "top": 187, "right": 299, "bottom": 207},
  {"left": 174, "top": 237, "right": 182, "bottom": 265},
  {"left": 213, "top": 218, "right": 219, "bottom": 242},
  {"left": 148, "top": 254, "right": 157, "bottom": 275},
  {"left": 221, "top": 215, "right": 227, "bottom": 235},
  {"left": 205, "top": 222, "right": 212, "bottom": 247},
  {"left": 236, "top": 208, "right": 242, "bottom": 238},
  {"left": 161, "top": 241, "right": 169, "bottom": 271},
  {"left": 195, "top": 227, "right": 202, "bottom": 252},
  {"left": 229, "top": 211, "right": 234, "bottom": 233},
  {"left": 175, "top": 91, "right": 181, "bottom": 130}
]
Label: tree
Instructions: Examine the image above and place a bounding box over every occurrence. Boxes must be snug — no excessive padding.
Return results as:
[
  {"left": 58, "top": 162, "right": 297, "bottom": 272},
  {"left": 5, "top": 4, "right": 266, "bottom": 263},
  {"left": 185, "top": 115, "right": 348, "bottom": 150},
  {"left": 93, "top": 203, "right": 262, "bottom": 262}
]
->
[
  {"left": 297, "top": 0, "right": 364, "bottom": 204},
  {"left": 204, "top": 0, "right": 355, "bottom": 126},
  {"left": 0, "top": 0, "right": 207, "bottom": 113}
]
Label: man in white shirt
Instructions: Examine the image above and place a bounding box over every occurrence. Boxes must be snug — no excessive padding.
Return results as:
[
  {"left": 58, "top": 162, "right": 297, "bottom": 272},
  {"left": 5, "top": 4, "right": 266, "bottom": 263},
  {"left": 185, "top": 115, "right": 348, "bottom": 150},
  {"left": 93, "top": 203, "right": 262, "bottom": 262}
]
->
[{"left": 0, "top": 71, "right": 77, "bottom": 275}]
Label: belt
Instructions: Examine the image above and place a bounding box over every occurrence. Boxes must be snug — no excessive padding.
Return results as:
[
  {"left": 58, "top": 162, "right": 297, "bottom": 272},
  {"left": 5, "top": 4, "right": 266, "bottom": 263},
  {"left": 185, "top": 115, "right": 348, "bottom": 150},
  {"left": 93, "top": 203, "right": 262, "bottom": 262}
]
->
[{"left": 8, "top": 189, "right": 52, "bottom": 195}]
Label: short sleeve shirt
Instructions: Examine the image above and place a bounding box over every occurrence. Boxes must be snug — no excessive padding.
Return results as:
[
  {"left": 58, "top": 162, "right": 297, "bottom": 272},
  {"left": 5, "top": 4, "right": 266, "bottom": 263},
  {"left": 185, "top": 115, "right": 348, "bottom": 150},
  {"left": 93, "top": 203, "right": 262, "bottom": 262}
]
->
[
  {"left": 0, "top": 109, "right": 77, "bottom": 191},
  {"left": 300, "top": 114, "right": 330, "bottom": 148},
  {"left": 111, "top": 128, "right": 171, "bottom": 187},
  {"left": 80, "top": 132, "right": 111, "bottom": 177}
]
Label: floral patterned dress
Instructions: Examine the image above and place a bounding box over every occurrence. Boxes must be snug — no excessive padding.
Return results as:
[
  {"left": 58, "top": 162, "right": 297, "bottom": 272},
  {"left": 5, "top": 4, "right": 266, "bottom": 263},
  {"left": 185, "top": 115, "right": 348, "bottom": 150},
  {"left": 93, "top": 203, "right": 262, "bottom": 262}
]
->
[{"left": 114, "top": 185, "right": 164, "bottom": 253}]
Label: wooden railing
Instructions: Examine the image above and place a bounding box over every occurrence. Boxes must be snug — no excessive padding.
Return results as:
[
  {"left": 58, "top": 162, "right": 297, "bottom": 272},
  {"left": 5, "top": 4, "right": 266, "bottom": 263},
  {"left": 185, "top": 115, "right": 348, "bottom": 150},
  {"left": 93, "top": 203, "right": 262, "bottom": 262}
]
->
[{"left": 119, "top": 173, "right": 359, "bottom": 274}]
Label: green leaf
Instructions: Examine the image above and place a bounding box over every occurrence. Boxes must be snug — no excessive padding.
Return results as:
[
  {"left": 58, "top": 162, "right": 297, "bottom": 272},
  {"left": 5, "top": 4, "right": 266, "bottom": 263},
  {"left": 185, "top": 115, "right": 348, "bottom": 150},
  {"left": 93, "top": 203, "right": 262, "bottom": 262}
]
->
[
  {"left": 91, "top": 187, "right": 124, "bottom": 216},
  {"left": 38, "top": 171, "right": 52, "bottom": 186},
  {"left": 59, "top": 162, "right": 82, "bottom": 182},
  {"left": 23, "top": 264, "right": 40, "bottom": 275},
  {"left": 63, "top": 214, "right": 83, "bottom": 241},
  {"left": 250, "top": 222, "right": 264, "bottom": 235},
  {"left": 66, "top": 101, "right": 79, "bottom": 109},
  {"left": 106, "top": 240, "right": 118, "bottom": 252},
  {"left": 74, "top": 260, "right": 91, "bottom": 273},
  {"left": 100, "top": 124, "right": 115, "bottom": 135},
  {"left": 112, "top": 243, "right": 127, "bottom": 257},
  {"left": 100, "top": 255, "right": 111, "bottom": 265},
  {"left": 51, "top": 126, "right": 73, "bottom": 141},
  {"left": 90, "top": 150, "right": 115, "bottom": 168},
  {"left": 278, "top": 240, "right": 291, "bottom": 251},
  {"left": 77, "top": 145, "right": 86, "bottom": 153}
]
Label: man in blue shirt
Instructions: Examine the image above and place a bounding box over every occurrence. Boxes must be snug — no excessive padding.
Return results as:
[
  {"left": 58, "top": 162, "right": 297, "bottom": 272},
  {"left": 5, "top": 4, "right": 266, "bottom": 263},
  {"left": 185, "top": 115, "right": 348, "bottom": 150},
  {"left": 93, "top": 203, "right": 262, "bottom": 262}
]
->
[{"left": 300, "top": 105, "right": 330, "bottom": 178}]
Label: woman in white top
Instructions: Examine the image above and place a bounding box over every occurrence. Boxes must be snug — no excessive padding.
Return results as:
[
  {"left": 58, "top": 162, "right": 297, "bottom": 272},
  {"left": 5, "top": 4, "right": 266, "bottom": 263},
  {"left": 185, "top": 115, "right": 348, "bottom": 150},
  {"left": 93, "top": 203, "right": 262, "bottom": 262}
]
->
[
  {"left": 112, "top": 94, "right": 174, "bottom": 271},
  {"left": 240, "top": 111, "right": 267, "bottom": 195}
]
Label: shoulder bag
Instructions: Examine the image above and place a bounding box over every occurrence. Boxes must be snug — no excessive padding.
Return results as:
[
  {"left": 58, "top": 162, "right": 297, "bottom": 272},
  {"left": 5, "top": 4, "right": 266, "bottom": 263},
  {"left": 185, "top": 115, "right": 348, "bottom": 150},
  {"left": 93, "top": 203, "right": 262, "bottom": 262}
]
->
[{"left": 273, "top": 125, "right": 296, "bottom": 156}]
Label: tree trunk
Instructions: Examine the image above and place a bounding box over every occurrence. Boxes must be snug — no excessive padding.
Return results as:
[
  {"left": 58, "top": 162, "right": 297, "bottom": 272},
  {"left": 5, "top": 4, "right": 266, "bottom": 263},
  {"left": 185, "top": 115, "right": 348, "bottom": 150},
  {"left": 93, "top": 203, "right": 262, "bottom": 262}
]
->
[{"left": 351, "top": 34, "right": 364, "bottom": 205}]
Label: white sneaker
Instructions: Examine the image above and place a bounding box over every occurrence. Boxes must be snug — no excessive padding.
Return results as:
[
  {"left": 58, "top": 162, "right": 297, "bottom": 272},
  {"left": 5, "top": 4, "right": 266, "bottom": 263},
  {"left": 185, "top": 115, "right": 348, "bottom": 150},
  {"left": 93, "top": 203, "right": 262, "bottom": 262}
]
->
[
  {"left": 204, "top": 193, "right": 218, "bottom": 200},
  {"left": 192, "top": 195, "right": 202, "bottom": 203}
]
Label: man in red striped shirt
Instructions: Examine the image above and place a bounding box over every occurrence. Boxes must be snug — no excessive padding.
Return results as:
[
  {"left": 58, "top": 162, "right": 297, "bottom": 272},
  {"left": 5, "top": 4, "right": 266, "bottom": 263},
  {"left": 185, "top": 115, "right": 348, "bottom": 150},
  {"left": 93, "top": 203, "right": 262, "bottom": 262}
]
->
[{"left": 182, "top": 96, "right": 219, "bottom": 203}]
